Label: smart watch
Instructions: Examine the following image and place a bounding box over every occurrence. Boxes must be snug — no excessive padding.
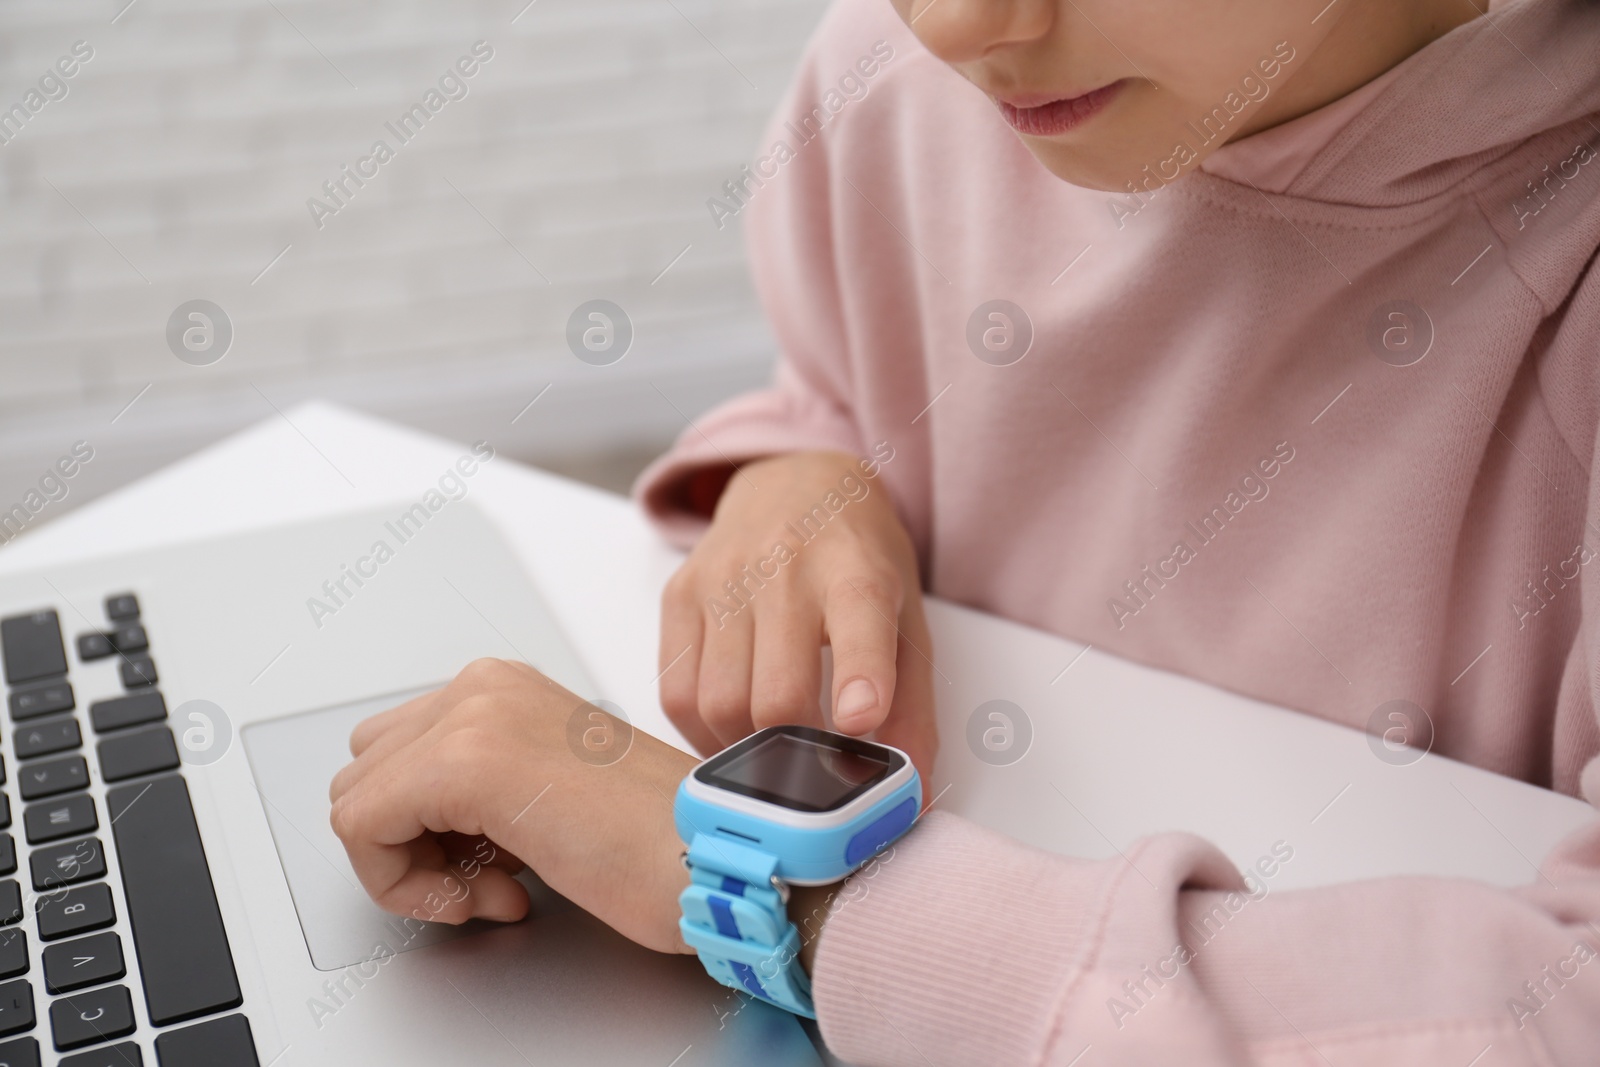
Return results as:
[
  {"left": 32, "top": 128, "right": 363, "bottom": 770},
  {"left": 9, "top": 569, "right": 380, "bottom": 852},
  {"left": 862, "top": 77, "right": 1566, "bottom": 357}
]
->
[{"left": 674, "top": 724, "right": 922, "bottom": 1018}]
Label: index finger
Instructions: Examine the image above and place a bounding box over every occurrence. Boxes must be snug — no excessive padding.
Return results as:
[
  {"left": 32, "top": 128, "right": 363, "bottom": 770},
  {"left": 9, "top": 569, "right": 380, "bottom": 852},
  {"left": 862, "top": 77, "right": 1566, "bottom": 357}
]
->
[
  {"left": 330, "top": 741, "right": 530, "bottom": 924},
  {"left": 332, "top": 689, "right": 448, "bottom": 803},
  {"left": 348, "top": 688, "right": 441, "bottom": 757},
  {"left": 823, "top": 575, "right": 903, "bottom": 734}
]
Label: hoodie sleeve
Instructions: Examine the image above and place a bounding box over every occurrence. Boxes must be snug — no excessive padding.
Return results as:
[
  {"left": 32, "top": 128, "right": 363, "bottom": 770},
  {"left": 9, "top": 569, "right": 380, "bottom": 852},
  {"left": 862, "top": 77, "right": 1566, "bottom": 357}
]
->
[
  {"left": 631, "top": 11, "right": 872, "bottom": 550},
  {"left": 814, "top": 811, "right": 1600, "bottom": 1066}
]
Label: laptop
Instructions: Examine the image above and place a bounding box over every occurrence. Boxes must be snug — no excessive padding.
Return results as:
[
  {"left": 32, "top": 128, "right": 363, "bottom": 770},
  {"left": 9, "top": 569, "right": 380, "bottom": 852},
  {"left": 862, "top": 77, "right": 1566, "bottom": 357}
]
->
[{"left": 0, "top": 502, "right": 824, "bottom": 1066}]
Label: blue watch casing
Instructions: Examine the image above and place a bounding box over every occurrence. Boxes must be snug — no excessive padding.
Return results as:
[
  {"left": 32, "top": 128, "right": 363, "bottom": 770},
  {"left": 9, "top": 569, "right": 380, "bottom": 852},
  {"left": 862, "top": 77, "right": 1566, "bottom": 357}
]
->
[{"left": 674, "top": 725, "right": 922, "bottom": 1017}]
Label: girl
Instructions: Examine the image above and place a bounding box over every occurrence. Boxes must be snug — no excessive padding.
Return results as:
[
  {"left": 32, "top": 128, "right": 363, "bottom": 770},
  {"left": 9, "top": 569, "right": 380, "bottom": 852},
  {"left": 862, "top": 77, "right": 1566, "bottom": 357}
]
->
[{"left": 332, "top": 0, "right": 1600, "bottom": 1063}]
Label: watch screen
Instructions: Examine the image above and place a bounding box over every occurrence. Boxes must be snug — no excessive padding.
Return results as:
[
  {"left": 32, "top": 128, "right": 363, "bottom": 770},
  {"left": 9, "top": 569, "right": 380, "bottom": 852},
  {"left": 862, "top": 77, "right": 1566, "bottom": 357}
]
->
[{"left": 698, "top": 727, "right": 900, "bottom": 813}]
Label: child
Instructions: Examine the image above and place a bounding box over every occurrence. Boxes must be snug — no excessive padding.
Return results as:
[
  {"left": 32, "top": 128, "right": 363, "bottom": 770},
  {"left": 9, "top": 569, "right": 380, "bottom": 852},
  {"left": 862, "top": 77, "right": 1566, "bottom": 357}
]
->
[{"left": 333, "top": 0, "right": 1600, "bottom": 1062}]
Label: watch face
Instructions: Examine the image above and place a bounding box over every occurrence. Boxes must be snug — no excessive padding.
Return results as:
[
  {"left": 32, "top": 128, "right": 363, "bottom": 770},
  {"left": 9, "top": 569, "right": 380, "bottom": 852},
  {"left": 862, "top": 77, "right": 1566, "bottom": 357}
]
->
[{"left": 696, "top": 725, "right": 903, "bottom": 814}]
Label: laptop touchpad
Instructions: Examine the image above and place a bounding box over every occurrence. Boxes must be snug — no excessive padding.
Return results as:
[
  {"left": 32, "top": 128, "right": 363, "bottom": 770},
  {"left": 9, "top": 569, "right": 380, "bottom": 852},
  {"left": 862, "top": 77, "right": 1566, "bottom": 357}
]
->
[{"left": 243, "top": 687, "right": 573, "bottom": 971}]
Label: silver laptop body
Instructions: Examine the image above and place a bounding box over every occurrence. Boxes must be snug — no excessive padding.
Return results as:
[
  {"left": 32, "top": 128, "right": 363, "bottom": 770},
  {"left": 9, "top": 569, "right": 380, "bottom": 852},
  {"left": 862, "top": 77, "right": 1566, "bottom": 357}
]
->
[{"left": 0, "top": 502, "right": 821, "bottom": 1066}]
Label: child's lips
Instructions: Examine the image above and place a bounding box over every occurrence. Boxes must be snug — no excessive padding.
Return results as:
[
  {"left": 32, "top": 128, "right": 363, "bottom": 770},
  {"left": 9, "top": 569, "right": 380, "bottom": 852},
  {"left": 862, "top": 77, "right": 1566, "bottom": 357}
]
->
[{"left": 994, "top": 80, "right": 1126, "bottom": 137}]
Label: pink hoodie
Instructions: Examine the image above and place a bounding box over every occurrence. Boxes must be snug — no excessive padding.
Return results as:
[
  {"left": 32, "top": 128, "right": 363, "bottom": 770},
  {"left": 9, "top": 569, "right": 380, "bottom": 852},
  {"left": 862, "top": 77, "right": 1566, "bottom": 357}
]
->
[{"left": 635, "top": 0, "right": 1600, "bottom": 1061}]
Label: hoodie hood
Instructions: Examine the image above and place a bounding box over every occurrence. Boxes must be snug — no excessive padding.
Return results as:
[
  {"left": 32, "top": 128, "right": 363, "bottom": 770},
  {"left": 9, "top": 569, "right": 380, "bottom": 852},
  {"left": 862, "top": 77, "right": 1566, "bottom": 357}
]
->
[{"left": 1286, "top": 0, "right": 1600, "bottom": 206}]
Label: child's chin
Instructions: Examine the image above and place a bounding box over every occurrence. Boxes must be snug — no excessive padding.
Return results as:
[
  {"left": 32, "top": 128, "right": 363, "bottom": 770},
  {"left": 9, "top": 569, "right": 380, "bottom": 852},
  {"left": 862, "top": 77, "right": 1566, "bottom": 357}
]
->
[
  {"left": 1022, "top": 142, "right": 1149, "bottom": 193},
  {"left": 1021, "top": 133, "right": 1205, "bottom": 196}
]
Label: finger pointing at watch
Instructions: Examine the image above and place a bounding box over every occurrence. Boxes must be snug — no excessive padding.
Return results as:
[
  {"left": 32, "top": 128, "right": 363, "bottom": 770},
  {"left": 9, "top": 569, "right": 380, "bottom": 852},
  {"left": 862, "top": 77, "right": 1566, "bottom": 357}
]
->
[{"left": 658, "top": 450, "right": 940, "bottom": 785}]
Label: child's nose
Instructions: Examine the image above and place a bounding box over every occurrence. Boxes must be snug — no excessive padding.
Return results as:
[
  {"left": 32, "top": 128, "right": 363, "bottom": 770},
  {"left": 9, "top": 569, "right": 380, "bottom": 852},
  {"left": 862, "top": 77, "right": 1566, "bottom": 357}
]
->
[{"left": 904, "top": 0, "right": 1056, "bottom": 65}]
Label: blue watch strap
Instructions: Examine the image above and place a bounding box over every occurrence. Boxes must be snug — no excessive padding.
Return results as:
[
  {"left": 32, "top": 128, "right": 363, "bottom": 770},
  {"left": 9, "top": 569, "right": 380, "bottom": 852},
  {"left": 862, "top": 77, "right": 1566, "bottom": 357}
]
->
[{"left": 679, "top": 832, "right": 816, "bottom": 1018}]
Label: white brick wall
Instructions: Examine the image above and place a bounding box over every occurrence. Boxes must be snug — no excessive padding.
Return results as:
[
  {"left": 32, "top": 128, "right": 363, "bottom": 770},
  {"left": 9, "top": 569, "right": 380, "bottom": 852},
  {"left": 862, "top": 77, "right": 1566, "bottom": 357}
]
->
[{"left": 0, "top": 0, "right": 826, "bottom": 518}]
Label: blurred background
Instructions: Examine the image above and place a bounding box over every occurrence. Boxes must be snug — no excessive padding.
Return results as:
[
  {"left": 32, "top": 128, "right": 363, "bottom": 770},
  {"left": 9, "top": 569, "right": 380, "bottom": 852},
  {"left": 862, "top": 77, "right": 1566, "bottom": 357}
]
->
[{"left": 0, "top": 0, "right": 827, "bottom": 520}]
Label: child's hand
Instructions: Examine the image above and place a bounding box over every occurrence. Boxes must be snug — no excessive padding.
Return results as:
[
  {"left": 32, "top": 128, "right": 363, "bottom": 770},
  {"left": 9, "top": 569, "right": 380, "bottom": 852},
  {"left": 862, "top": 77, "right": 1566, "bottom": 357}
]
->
[
  {"left": 659, "top": 450, "right": 938, "bottom": 782},
  {"left": 328, "top": 658, "right": 696, "bottom": 954}
]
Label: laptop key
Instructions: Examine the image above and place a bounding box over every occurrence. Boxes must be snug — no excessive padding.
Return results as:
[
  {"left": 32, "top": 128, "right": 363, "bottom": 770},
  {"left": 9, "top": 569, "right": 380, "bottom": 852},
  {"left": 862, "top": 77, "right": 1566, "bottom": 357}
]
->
[
  {"left": 0, "top": 798, "right": 9, "bottom": 832},
  {"left": 0, "top": 1036, "right": 37, "bottom": 1067},
  {"left": 49, "top": 984, "right": 133, "bottom": 1050},
  {"left": 18, "top": 757, "right": 87, "bottom": 802},
  {"left": 23, "top": 795, "right": 94, "bottom": 845},
  {"left": 96, "top": 728, "right": 179, "bottom": 783},
  {"left": 7, "top": 682, "right": 73, "bottom": 723},
  {"left": 108, "top": 777, "right": 242, "bottom": 1025},
  {"left": 104, "top": 595, "right": 139, "bottom": 622},
  {"left": 0, "top": 612, "right": 66, "bottom": 687},
  {"left": 154, "top": 1013, "right": 258, "bottom": 1067},
  {"left": 14, "top": 719, "right": 81, "bottom": 760},
  {"left": 119, "top": 656, "right": 157, "bottom": 689},
  {"left": 0, "top": 931, "right": 27, "bottom": 980},
  {"left": 74, "top": 633, "right": 113, "bottom": 663},
  {"left": 0, "top": 837, "right": 11, "bottom": 878},
  {"left": 88, "top": 692, "right": 166, "bottom": 734},
  {"left": 30, "top": 839, "right": 105, "bottom": 892},
  {"left": 42, "top": 932, "right": 125, "bottom": 994},
  {"left": 0, "top": 979, "right": 33, "bottom": 1037},
  {"left": 61, "top": 1042, "right": 140, "bottom": 1067},
  {"left": 35, "top": 885, "right": 114, "bottom": 941},
  {"left": 107, "top": 625, "right": 146, "bottom": 654},
  {"left": 0, "top": 884, "right": 18, "bottom": 928}
]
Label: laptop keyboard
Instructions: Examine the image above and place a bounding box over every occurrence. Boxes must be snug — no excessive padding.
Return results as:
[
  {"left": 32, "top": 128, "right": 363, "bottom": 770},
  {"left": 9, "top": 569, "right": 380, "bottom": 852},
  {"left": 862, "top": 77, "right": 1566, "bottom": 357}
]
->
[{"left": 0, "top": 595, "right": 258, "bottom": 1067}]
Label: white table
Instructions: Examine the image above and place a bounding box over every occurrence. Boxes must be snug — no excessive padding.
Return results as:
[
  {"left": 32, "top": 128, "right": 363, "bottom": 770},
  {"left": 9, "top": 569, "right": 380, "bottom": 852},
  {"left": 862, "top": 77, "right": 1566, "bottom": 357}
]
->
[{"left": 2, "top": 401, "right": 1590, "bottom": 899}]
